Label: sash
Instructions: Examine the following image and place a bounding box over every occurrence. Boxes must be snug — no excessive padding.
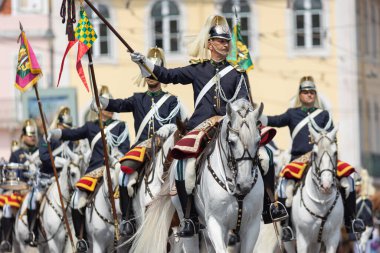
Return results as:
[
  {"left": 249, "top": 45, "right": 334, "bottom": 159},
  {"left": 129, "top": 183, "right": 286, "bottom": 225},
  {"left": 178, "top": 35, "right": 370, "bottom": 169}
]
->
[
  {"left": 194, "top": 65, "right": 234, "bottom": 109},
  {"left": 90, "top": 121, "right": 120, "bottom": 151},
  {"left": 291, "top": 109, "right": 323, "bottom": 140},
  {"left": 134, "top": 93, "right": 171, "bottom": 143}
]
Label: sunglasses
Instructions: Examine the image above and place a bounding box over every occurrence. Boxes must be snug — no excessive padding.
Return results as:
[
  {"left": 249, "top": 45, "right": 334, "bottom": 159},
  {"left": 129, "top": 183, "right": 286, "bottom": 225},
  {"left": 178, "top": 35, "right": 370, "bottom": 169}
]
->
[{"left": 300, "top": 90, "right": 316, "bottom": 95}]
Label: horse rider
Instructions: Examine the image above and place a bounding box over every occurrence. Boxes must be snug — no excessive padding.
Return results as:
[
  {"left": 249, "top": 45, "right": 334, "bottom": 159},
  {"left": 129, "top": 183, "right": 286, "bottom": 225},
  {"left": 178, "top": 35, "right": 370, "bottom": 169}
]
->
[
  {"left": 93, "top": 47, "right": 186, "bottom": 238},
  {"left": 0, "top": 119, "right": 40, "bottom": 252},
  {"left": 48, "top": 86, "right": 130, "bottom": 253},
  {"left": 22, "top": 106, "right": 76, "bottom": 247},
  {"left": 260, "top": 76, "right": 366, "bottom": 241},
  {"left": 130, "top": 14, "right": 287, "bottom": 237}
]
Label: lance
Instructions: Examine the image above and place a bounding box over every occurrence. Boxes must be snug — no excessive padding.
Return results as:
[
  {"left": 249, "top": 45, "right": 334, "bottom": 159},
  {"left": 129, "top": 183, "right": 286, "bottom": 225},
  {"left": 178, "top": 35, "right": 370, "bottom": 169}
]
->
[
  {"left": 87, "top": 48, "right": 120, "bottom": 243},
  {"left": 33, "top": 84, "right": 75, "bottom": 250},
  {"left": 17, "top": 22, "right": 75, "bottom": 251},
  {"left": 83, "top": 0, "right": 157, "bottom": 80}
]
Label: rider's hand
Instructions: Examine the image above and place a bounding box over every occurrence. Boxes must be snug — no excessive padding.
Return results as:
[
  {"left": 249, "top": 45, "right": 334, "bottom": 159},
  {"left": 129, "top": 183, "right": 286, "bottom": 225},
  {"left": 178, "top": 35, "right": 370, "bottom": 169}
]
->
[
  {"left": 130, "top": 52, "right": 155, "bottom": 78},
  {"left": 155, "top": 124, "right": 177, "bottom": 139},
  {"left": 47, "top": 128, "right": 62, "bottom": 142},
  {"left": 90, "top": 96, "right": 109, "bottom": 113}
]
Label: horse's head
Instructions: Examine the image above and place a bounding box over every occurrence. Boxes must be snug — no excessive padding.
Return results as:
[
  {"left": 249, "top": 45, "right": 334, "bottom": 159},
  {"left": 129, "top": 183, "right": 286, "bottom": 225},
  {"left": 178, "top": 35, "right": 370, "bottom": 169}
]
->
[
  {"left": 63, "top": 143, "right": 84, "bottom": 193},
  {"left": 309, "top": 120, "right": 339, "bottom": 194},
  {"left": 223, "top": 99, "right": 263, "bottom": 195}
]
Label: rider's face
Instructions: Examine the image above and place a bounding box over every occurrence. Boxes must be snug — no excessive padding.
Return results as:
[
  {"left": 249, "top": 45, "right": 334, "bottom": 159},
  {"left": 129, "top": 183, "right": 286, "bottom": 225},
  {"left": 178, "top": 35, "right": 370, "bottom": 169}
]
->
[
  {"left": 208, "top": 38, "right": 230, "bottom": 59},
  {"left": 23, "top": 135, "right": 37, "bottom": 147},
  {"left": 299, "top": 90, "right": 316, "bottom": 107}
]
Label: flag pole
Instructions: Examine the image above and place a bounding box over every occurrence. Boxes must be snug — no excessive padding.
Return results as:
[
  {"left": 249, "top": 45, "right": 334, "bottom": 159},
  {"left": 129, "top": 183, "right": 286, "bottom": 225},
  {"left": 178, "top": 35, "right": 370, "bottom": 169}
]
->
[
  {"left": 87, "top": 48, "right": 120, "bottom": 243},
  {"left": 33, "top": 84, "right": 75, "bottom": 251},
  {"left": 82, "top": 0, "right": 157, "bottom": 80}
]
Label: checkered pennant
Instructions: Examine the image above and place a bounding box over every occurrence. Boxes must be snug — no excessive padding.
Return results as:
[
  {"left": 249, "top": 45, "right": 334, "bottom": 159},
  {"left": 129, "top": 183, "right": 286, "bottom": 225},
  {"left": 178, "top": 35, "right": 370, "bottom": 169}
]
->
[{"left": 75, "top": 10, "right": 97, "bottom": 48}]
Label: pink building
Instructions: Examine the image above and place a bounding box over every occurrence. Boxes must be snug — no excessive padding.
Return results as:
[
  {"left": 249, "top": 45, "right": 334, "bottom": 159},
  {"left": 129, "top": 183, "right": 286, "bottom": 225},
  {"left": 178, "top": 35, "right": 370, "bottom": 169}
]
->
[{"left": 0, "top": 0, "right": 70, "bottom": 159}]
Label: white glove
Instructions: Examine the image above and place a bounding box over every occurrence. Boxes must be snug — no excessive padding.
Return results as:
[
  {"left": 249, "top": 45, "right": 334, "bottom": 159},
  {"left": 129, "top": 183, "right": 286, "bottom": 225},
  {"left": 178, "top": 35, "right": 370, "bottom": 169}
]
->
[
  {"left": 259, "top": 114, "right": 268, "bottom": 126},
  {"left": 90, "top": 96, "right": 109, "bottom": 113},
  {"left": 130, "top": 52, "right": 155, "bottom": 78},
  {"left": 47, "top": 128, "right": 62, "bottom": 142},
  {"left": 155, "top": 124, "right": 177, "bottom": 139}
]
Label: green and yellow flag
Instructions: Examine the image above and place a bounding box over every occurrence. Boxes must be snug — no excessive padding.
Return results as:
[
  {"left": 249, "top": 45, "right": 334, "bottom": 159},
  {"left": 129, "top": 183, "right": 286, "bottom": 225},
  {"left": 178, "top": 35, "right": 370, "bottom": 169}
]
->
[
  {"left": 58, "top": 9, "right": 97, "bottom": 91},
  {"left": 227, "top": 12, "right": 254, "bottom": 72}
]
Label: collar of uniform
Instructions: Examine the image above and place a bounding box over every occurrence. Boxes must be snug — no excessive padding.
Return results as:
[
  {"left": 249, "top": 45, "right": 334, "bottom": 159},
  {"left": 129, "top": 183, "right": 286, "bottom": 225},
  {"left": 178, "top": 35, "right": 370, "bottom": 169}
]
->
[
  {"left": 24, "top": 145, "right": 37, "bottom": 153},
  {"left": 104, "top": 118, "right": 114, "bottom": 126},
  {"left": 301, "top": 107, "right": 317, "bottom": 113},
  {"left": 146, "top": 89, "right": 164, "bottom": 97},
  {"left": 210, "top": 59, "right": 227, "bottom": 68}
]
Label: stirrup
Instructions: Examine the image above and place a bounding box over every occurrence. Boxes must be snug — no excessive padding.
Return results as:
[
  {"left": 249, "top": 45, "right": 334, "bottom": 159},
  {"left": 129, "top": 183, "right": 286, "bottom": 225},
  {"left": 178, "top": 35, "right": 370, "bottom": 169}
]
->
[
  {"left": 120, "top": 219, "right": 135, "bottom": 237},
  {"left": 178, "top": 218, "right": 198, "bottom": 238},
  {"left": 0, "top": 241, "right": 12, "bottom": 252},
  {"left": 76, "top": 239, "right": 89, "bottom": 253},
  {"left": 281, "top": 226, "right": 295, "bottom": 242},
  {"left": 352, "top": 219, "right": 365, "bottom": 233},
  {"left": 269, "top": 201, "right": 288, "bottom": 222},
  {"left": 25, "top": 232, "right": 37, "bottom": 247}
]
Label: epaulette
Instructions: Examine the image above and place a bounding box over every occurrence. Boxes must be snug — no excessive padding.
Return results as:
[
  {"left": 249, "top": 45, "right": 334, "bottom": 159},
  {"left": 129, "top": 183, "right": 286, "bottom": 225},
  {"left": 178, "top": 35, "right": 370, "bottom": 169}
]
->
[
  {"left": 231, "top": 63, "right": 245, "bottom": 73},
  {"left": 189, "top": 59, "right": 209, "bottom": 65}
]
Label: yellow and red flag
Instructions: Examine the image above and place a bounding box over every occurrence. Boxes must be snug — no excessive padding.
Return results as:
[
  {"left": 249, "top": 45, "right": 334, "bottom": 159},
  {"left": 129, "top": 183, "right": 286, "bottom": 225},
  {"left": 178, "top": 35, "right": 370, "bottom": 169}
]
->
[
  {"left": 15, "top": 29, "right": 42, "bottom": 92},
  {"left": 57, "top": 9, "right": 97, "bottom": 91}
]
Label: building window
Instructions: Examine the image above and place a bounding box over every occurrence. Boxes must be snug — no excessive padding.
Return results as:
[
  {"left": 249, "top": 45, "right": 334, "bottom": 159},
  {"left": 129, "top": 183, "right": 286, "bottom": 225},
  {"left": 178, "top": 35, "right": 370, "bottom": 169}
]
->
[
  {"left": 293, "top": 0, "right": 324, "bottom": 49},
  {"left": 151, "top": 0, "right": 180, "bottom": 53},
  {"left": 85, "top": 4, "right": 111, "bottom": 58},
  {"left": 222, "top": 0, "right": 251, "bottom": 48},
  {"left": 16, "top": 0, "right": 43, "bottom": 13}
]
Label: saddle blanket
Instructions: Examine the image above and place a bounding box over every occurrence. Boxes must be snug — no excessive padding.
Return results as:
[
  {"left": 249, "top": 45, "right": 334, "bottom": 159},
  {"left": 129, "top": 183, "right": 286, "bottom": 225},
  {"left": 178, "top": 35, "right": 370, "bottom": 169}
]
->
[
  {"left": 280, "top": 160, "right": 355, "bottom": 180},
  {"left": 76, "top": 167, "right": 104, "bottom": 192},
  {"left": 119, "top": 146, "right": 147, "bottom": 174},
  {"left": 0, "top": 193, "right": 24, "bottom": 209}
]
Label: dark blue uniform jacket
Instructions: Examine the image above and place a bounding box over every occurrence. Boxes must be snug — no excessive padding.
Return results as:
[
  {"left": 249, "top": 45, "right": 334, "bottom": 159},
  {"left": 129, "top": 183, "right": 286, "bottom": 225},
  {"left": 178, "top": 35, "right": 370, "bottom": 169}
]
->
[
  {"left": 39, "top": 139, "right": 74, "bottom": 175},
  {"left": 267, "top": 107, "right": 332, "bottom": 160},
  {"left": 61, "top": 120, "right": 130, "bottom": 173},
  {"left": 153, "top": 60, "right": 249, "bottom": 130},
  {"left": 106, "top": 91, "right": 180, "bottom": 144}
]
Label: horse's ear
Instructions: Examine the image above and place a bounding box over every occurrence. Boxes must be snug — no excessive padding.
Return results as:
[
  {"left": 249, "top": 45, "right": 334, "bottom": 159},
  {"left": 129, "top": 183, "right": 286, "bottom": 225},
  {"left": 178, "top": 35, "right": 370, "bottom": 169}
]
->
[
  {"left": 308, "top": 121, "right": 319, "bottom": 143},
  {"left": 327, "top": 124, "right": 339, "bottom": 141},
  {"left": 257, "top": 102, "right": 264, "bottom": 118}
]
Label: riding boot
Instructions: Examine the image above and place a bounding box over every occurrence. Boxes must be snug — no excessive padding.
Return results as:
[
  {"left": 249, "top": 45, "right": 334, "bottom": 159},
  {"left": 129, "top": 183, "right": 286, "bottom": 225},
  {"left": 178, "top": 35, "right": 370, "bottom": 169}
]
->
[
  {"left": 72, "top": 208, "right": 89, "bottom": 253},
  {"left": 278, "top": 197, "right": 295, "bottom": 242},
  {"left": 176, "top": 180, "right": 199, "bottom": 237},
  {"left": 0, "top": 217, "right": 13, "bottom": 252},
  {"left": 179, "top": 194, "right": 199, "bottom": 238},
  {"left": 25, "top": 208, "right": 39, "bottom": 247},
  {"left": 261, "top": 166, "right": 288, "bottom": 223},
  {"left": 119, "top": 186, "right": 135, "bottom": 237},
  {"left": 341, "top": 189, "right": 365, "bottom": 234}
]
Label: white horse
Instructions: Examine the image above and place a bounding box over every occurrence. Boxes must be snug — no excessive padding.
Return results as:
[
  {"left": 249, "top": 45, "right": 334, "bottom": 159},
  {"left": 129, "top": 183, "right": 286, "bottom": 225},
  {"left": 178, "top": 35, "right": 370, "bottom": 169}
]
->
[
  {"left": 85, "top": 163, "right": 121, "bottom": 253},
  {"left": 133, "top": 126, "right": 178, "bottom": 227},
  {"left": 289, "top": 124, "right": 343, "bottom": 253},
  {"left": 14, "top": 141, "right": 84, "bottom": 253},
  {"left": 131, "top": 99, "right": 265, "bottom": 253}
]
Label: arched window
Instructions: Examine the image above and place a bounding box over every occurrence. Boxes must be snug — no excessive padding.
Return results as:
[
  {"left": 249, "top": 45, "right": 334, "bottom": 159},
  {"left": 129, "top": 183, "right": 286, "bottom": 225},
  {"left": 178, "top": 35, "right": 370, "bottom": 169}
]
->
[
  {"left": 293, "top": 0, "right": 323, "bottom": 49},
  {"left": 151, "top": 0, "right": 180, "bottom": 53},
  {"left": 85, "top": 4, "right": 111, "bottom": 58},
  {"left": 222, "top": 0, "right": 251, "bottom": 47}
]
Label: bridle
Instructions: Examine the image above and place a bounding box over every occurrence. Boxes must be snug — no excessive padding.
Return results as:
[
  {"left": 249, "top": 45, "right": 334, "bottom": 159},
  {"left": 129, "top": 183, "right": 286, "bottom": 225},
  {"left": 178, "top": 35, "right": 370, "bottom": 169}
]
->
[{"left": 310, "top": 134, "right": 338, "bottom": 189}]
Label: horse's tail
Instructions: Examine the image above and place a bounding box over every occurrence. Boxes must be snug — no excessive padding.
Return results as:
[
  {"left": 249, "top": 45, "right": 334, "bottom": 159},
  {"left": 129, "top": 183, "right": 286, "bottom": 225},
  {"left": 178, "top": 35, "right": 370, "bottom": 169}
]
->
[{"left": 129, "top": 177, "right": 175, "bottom": 253}]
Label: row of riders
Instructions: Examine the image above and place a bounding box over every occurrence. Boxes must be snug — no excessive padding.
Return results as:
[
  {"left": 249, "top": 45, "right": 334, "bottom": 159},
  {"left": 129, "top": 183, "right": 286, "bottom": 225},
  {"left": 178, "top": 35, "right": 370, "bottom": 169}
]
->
[{"left": 0, "top": 14, "right": 368, "bottom": 253}]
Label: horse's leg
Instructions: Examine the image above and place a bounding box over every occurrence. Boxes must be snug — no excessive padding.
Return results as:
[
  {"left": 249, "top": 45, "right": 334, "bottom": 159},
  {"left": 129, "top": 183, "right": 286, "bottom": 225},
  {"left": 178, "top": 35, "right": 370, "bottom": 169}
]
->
[
  {"left": 324, "top": 231, "right": 341, "bottom": 253},
  {"left": 207, "top": 216, "right": 227, "bottom": 252},
  {"left": 296, "top": 233, "right": 314, "bottom": 253},
  {"left": 240, "top": 217, "right": 261, "bottom": 253}
]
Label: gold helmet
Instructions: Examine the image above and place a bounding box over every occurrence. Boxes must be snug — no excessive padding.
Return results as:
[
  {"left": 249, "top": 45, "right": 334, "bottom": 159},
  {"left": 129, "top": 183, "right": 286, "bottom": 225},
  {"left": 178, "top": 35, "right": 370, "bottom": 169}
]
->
[
  {"left": 188, "top": 15, "right": 230, "bottom": 60},
  {"left": 99, "top": 85, "right": 113, "bottom": 99},
  {"left": 22, "top": 119, "right": 37, "bottom": 137},
  {"left": 134, "top": 47, "right": 166, "bottom": 87},
  {"left": 50, "top": 106, "right": 73, "bottom": 129}
]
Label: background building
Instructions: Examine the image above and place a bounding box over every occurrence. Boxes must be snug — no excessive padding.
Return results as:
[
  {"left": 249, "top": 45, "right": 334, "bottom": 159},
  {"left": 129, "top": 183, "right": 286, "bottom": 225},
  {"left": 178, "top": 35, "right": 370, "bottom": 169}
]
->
[{"left": 0, "top": 0, "right": 379, "bottom": 185}]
